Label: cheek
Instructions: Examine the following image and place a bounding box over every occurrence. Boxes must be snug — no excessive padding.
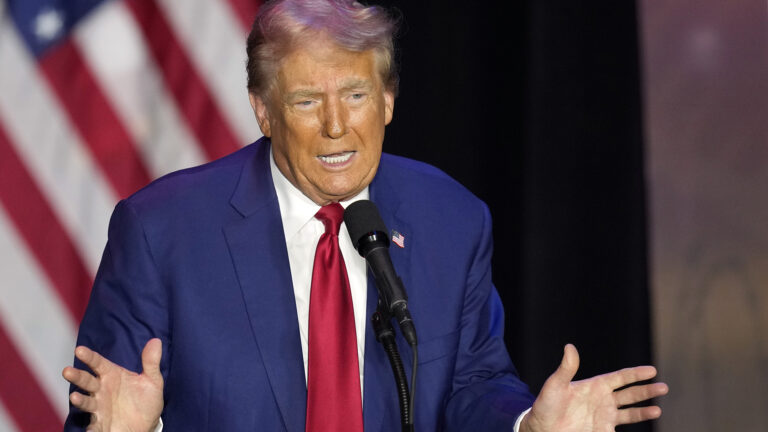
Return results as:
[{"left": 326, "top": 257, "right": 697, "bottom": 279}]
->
[
  {"left": 279, "top": 125, "right": 319, "bottom": 160},
  {"left": 352, "top": 109, "right": 386, "bottom": 142}
]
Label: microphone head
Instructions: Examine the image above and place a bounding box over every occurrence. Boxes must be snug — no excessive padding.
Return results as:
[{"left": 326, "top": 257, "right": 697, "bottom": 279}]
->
[{"left": 344, "top": 200, "right": 389, "bottom": 253}]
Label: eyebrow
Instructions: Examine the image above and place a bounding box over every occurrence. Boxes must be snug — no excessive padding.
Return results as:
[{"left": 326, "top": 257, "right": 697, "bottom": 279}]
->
[
  {"left": 339, "top": 78, "right": 374, "bottom": 91},
  {"left": 285, "top": 89, "right": 323, "bottom": 101}
]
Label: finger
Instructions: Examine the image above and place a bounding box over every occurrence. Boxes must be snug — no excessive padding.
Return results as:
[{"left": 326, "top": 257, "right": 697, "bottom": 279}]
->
[
  {"left": 616, "top": 405, "right": 662, "bottom": 424},
  {"left": 550, "top": 344, "right": 580, "bottom": 386},
  {"left": 62, "top": 366, "right": 100, "bottom": 393},
  {"left": 614, "top": 382, "right": 669, "bottom": 406},
  {"left": 605, "top": 365, "right": 657, "bottom": 389},
  {"left": 141, "top": 338, "right": 163, "bottom": 381},
  {"left": 74, "top": 346, "right": 114, "bottom": 376},
  {"left": 69, "top": 391, "right": 97, "bottom": 413},
  {"left": 615, "top": 382, "right": 669, "bottom": 406}
]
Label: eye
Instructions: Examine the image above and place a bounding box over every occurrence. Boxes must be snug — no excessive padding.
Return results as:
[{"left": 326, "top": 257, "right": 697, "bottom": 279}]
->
[
  {"left": 348, "top": 93, "right": 367, "bottom": 104},
  {"left": 293, "top": 99, "right": 318, "bottom": 110}
]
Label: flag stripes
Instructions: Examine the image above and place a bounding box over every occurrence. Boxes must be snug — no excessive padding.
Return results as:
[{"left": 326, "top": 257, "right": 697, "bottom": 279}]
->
[
  {"left": 0, "top": 401, "right": 16, "bottom": 432},
  {"left": 0, "top": 122, "right": 91, "bottom": 321},
  {"left": 124, "top": 0, "right": 242, "bottom": 161},
  {"left": 0, "top": 204, "right": 76, "bottom": 420},
  {"left": 0, "top": 18, "right": 116, "bottom": 273},
  {"left": 156, "top": 0, "right": 261, "bottom": 144},
  {"left": 0, "top": 0, "right": 262, "bottom": 429},
  {"left": 74, "top": 1, "right": 207, "bottom": 178},
  {"left": 73, "top": 0, "right": 207, "bottom": 179},
  {"left": 0, "top": 324, "right": 62, "bottom": 432},
  {"left": 38, "top": 38, "right": 152, "bottom": 198}
]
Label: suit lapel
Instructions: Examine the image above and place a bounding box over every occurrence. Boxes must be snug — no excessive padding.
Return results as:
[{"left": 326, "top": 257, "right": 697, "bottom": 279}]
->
[
  {"left": 224, "top": 140, "right": 306, "bottom": 432},
  {"left": 363, "top": 166, "right": 415, "bottom": 432},
  {"left": 369, "top": 161, "right": 414, "bottom": 324}
]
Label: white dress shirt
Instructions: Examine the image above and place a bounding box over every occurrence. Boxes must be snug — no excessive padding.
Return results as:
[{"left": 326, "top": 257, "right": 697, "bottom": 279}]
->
[{"left": 269, "top": 150, "right": 369, "bottom": 395}]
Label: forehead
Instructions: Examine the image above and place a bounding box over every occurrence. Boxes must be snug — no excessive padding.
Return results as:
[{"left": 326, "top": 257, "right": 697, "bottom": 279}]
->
[{"left": 274, "top": 37, "right": 381, "bottom": 93}]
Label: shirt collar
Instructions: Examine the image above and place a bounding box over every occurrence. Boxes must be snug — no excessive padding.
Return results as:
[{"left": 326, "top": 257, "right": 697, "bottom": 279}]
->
[{"left": 269, "top": 146, "right": 369, "bottom": 240}]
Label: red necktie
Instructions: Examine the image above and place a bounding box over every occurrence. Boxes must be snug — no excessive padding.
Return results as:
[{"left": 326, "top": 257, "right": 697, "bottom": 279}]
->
[{"left": 306, "top": 203, "right": 364, "bottom": 432}]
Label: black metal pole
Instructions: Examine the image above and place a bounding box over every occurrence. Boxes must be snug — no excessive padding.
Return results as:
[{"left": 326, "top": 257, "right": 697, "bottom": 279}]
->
[{"left": 372, "top": 307, "right": 414, "bottom": 432}]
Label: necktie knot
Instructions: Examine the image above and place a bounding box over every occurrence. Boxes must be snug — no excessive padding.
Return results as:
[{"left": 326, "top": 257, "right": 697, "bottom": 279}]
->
[{"left": 315, "top": 202, "right": 344, "bottom": 236}]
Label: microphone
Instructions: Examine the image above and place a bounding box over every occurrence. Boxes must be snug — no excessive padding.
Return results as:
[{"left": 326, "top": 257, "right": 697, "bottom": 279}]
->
[{"left": 344, "top": 200, "right": 417, "bottom": 346}]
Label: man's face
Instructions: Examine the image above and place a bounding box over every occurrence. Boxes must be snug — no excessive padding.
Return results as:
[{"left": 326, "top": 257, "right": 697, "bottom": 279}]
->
[{"left": 250, "top": 37, "right": 394, "bottom": 205}]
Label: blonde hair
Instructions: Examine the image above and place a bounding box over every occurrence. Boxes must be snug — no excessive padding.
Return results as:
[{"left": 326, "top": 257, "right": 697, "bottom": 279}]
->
[{"left": 246, "top": 0, "right": 399, "bottom": 97}]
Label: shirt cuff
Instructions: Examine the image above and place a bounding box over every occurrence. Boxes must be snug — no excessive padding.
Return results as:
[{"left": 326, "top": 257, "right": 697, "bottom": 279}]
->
[{"left": 514, "top": 407, "right": 532, "bottom": 432}]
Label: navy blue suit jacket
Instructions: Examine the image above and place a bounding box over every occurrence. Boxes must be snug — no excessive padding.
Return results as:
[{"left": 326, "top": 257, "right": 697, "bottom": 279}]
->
[{"left": 65, "top": 138, "right": 534, "bottom": 431}]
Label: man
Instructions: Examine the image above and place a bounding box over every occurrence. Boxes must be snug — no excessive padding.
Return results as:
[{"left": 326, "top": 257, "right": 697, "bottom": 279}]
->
[{"left": 62, "top": 0, "right": 668, "bottom": 431}]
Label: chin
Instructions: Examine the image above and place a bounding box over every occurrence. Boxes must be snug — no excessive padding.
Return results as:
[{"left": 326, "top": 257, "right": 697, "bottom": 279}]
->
[
  {"left": 321, "top": 176, "right": 363, "bottom": 195},
  {"left": 321, "top": 186, "right": 361, "bottom": 202}
]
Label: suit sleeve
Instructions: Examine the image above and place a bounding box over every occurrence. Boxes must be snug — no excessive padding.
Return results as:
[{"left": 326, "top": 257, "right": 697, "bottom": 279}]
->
[
  {"left": 64, "top": 199, "right": 172, "bottom": 430},
  {"left": 442, "top": 203, "right": 535, "bottom": 431}
]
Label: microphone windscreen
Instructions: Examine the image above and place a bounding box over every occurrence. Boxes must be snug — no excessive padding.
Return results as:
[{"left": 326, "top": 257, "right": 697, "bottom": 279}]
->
[{"left": 344, "top": 200, "right": 388, "bottom": 242}]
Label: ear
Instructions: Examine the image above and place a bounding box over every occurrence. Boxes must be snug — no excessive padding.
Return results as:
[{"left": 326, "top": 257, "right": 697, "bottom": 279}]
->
[
  {"left": 383, "top": 89, "right": 395, "bottom": 126},
  {"left": 249, "top": 92, "right": 272, "bottom": 137}
]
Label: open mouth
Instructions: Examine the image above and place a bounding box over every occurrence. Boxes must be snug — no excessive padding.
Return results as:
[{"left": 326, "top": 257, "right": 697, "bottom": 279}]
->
[{"left": 317, "top": 151, "right": 355, "bottom": 165}]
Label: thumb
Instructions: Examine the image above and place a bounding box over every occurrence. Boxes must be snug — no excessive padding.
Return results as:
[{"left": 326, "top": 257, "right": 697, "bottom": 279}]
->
[
  {"left": 552, "top": 343, "right": 580, "bottom": 385},
  {"left": 141, "top": 338, "right": 163, "bottom": 382}
]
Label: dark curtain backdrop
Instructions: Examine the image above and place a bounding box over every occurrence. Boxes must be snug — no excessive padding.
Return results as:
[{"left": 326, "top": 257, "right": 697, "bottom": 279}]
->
[{"left": 372, "top": 1, "right": 652, "bottom": 430}]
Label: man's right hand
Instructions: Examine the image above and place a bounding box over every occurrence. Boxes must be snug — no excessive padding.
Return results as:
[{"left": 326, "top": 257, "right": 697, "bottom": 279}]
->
[{"left": 62, "top": 338, "right": 165, "bottom": 432}]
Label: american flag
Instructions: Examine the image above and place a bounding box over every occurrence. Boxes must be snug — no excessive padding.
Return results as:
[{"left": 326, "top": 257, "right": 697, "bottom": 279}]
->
[
  {"left": 391, "top": 230, "right": 404, "bottom": 248},
  {"left": 0, "top": 0, "right": 262, "bottom": 429}
]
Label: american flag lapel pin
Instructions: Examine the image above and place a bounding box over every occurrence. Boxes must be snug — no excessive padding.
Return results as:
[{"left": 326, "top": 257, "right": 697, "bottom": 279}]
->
[{"left": 391, "top": 230, "right": 405, "bottom": 248}]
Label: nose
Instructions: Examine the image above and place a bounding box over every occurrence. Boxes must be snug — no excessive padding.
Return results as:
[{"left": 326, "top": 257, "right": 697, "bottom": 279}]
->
[{"left": 322, "top": 98, "right": 347, "bottom": 139}]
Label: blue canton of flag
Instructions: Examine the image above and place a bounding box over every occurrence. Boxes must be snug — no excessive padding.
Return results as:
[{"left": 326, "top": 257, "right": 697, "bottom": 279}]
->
[{"left": 8, "top": 0, "right": 106, "bottom": 57}]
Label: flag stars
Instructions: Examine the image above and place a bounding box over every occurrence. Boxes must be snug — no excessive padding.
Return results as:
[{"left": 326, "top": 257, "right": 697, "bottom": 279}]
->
[{"left": 34, "top": 8, "right": 65, "bottom": 42}]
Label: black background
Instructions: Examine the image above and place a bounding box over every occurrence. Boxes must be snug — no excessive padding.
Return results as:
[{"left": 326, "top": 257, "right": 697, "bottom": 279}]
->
[{"left": 372, "top": 1, "right": 653, "bottom": 430}]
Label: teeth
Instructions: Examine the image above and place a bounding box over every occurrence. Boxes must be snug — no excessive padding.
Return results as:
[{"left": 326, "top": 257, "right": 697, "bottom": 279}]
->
[{"left": 318, "top": 152, "right": 353, "bottom": 164}]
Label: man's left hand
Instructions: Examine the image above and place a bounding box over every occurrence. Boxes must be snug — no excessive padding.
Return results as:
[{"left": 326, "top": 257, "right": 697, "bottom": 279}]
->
[{"left": 521, "top": 344, "right": 668, "bottom": 432}]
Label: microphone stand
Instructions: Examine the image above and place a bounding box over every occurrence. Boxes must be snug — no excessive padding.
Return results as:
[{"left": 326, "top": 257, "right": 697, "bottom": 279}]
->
[
  {"left": 371, "top": 301, "right": 415, "bottom": 432},
  {"left": 343, "top": 200, "right": 418, "bottom": 430}
]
